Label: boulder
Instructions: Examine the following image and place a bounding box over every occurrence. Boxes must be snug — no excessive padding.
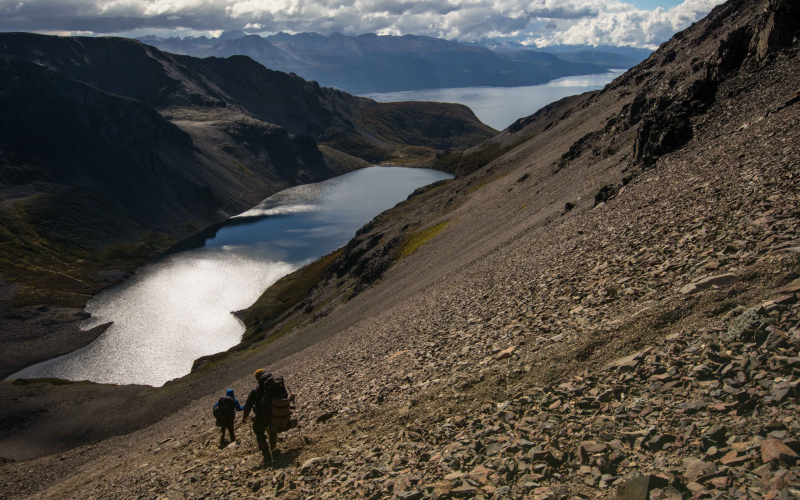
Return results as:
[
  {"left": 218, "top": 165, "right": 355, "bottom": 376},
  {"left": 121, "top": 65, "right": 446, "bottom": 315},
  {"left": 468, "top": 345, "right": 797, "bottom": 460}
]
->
[
  {"left": 615, "top": 475, "right": 669, "bottom": 500},
  {"left": 683, "top": 458, "right": 716, "bottom": 481},
  {"left": 680, "top": 274, "right": 739, "bottom": 294},
  {"left": 761, "top": 439, "right": 799, "bottom": 463},
  {"left": 777, "top": 278, "right": 800, "bottom": 294}
]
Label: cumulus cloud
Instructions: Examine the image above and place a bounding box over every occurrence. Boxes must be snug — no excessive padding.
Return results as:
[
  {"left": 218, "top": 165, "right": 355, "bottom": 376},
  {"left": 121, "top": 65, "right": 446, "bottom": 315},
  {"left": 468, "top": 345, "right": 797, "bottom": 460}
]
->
[
  {"left": 0, "top": 0, "right": 726, "bottom": 48},
  {"left": 530, "top": 0, "right": 725, "bottom": 47}
]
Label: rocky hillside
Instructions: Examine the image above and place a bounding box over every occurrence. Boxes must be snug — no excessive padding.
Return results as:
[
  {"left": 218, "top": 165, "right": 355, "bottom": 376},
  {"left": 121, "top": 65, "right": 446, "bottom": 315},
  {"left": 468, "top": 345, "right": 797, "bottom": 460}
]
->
[
  {"left": 235, "top": 0, "right": 800, "bottom": 347},
  {"left": 1, "top": 0, "right": 799, "bottom": 498},
  {"left": 0, "top": 33, "right": 494, "bottom": 378}
]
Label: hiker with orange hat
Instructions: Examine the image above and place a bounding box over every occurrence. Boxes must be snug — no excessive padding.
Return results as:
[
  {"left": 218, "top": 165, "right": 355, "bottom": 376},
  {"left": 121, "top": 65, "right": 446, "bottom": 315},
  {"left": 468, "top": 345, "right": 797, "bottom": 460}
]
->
[
  {"left": 242, "top": 369, "right": 277, "bottom": 461},
  {"left": 242, "top": 369, "right": 296, "bottom": 462}
]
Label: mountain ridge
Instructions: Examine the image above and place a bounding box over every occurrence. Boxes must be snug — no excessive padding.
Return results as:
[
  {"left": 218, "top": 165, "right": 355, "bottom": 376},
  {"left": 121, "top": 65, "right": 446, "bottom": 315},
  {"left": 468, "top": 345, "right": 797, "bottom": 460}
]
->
[{"left": 137, "top": 31, "right": 638, "bottom": 94}]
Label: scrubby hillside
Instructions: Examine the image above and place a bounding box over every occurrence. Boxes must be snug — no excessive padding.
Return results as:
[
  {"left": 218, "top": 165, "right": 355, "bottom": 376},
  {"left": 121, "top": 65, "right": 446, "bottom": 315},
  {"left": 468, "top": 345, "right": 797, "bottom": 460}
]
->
[{"left": 1, "top": 0, "right": 799, "bottom": 498}]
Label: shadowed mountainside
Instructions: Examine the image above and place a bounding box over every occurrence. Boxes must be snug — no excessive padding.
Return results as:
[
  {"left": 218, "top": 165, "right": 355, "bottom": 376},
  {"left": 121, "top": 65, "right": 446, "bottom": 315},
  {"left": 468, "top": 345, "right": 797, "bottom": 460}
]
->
[{"left": 0, "top": 34, "right": 496, "bottom": 163}]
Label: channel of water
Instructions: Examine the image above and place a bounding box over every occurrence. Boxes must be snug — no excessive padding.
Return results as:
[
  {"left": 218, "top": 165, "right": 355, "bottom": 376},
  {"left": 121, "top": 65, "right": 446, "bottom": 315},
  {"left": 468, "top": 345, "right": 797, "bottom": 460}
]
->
[{"left": 364, "top": 70, "right": 625, "bottom": 130}]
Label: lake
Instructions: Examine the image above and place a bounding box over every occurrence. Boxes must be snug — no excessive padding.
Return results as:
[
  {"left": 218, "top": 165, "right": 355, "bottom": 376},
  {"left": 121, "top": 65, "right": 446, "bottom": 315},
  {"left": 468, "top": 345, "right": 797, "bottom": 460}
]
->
[
  {"left": 364, "top": 70, "right": 625, "bottom": 131},
  {"left": 9, "top": 167, "right": 452, "bottom": 387}
]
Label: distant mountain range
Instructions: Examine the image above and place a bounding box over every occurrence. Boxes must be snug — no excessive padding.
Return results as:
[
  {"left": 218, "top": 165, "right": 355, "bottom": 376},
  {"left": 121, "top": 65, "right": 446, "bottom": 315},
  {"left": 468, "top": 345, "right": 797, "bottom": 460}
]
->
[{"left": 138, "top": 31, "right": 652, "bottom": 94}]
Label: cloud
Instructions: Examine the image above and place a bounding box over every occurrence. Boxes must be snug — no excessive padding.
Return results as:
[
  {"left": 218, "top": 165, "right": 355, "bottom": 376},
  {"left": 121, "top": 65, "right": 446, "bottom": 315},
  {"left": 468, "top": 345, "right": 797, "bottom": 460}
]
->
[
  {"left": 0, "top": 0, "right": 726, "bottom": 48},
  {"left": 529, "top": 0, "right": 726, "bottom": 48}
]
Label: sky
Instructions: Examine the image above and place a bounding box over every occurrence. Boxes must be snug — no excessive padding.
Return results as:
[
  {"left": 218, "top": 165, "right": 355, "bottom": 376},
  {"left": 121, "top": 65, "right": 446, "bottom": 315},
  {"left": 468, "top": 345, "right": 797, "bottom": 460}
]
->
[{"left": 0, "top": 0, "right": 726, "bottom": 49}]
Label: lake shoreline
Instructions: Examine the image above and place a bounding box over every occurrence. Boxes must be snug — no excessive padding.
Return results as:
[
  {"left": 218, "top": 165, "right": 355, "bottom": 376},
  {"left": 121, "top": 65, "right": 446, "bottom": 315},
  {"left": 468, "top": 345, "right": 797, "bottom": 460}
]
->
[
  {"left": 0, "top": 167, "right": 452, "bottom": 462},
  {"left": 0, "top": 166, "right": 356, "bottom": 383},
  {"left": 363, "top": 69, "right": 625, "bottom": 130},
  {"left": 8, "top": 167, "right": 453, "bottom": 387}
]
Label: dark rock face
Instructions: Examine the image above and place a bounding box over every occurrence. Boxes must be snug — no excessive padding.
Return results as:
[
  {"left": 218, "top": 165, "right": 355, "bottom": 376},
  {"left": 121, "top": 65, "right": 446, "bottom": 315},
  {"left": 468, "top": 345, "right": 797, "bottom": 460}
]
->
[
  {"left": 0, "top": 33, "right": 496, "bottom": 163},
  {"left": 0, "top": 57, "right": 209, "bottom": 228},
  {"left": 752, "top": 0, "right": 800, "bottom": 60},
  {"left": 630, "top": 77, "right": 718, "bottom": 167}
]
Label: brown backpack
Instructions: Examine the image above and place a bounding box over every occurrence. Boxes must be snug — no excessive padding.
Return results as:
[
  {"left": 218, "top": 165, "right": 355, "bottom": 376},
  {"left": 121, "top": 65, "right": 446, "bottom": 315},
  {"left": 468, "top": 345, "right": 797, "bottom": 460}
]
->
[{"left": 269, "top": 376, "right": 297, "bottom": 432}]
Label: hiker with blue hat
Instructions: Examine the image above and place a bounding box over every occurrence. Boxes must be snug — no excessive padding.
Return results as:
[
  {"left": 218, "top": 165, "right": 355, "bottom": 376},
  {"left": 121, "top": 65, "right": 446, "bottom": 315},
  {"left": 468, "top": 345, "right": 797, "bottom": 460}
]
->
[{"left": 213, "top": 389, "right": 243, "bottom": 446}]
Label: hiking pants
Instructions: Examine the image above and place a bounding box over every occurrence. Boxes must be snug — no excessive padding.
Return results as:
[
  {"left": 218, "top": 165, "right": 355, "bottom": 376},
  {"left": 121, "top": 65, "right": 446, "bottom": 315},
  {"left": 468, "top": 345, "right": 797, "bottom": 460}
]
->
[
  {"left": 219, "top": 420, "right": 235, "bottom": 442},
  {"left": 268, "top": 425, "right": 278, "bottom": 450},
  {"left": 252, "top": 419, "right": 278, "bottom": 459},
  {"left": 253, "top": 419, "right": 270, "bottom": 459}
]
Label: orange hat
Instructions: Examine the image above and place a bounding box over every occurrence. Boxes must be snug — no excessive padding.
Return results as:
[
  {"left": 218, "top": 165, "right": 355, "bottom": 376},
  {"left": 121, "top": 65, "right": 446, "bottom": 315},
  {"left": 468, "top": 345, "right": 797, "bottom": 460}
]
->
[{"left": 255, "top": 368, "right": 265, "bottom": 381}]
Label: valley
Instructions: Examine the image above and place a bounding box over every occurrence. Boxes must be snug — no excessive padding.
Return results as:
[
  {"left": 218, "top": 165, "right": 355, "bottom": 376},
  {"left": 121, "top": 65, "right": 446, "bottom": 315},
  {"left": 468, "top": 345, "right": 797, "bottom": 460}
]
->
[
  {"left": 9, "top": 167, "right": 452, "bottom": 387},
  {"left": 0, "top": 34, "right": 493, "bottom": 378}
]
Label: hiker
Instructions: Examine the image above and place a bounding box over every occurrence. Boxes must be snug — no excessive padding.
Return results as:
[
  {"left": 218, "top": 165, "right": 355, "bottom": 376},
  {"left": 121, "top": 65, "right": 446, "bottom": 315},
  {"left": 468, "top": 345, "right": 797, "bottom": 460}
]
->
[
  {"left": 242, "top": 369, "right": 296, "bottom": 462},
  {"left": 213, "top": 389, "right": 243, "bottom": 446}
]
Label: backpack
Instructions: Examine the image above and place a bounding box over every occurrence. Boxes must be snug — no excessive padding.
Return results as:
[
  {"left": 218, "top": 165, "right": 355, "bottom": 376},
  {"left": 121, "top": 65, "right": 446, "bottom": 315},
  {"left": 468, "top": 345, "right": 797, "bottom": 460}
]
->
[
  {"left": 254, "top": 373, "right": 274, "bottom": 420},
  {"left": 213, "top": 396, "right": 236, "bottom": 424},
  {"left": 269, "top": 376, "right": 293, "bottom": 431}
]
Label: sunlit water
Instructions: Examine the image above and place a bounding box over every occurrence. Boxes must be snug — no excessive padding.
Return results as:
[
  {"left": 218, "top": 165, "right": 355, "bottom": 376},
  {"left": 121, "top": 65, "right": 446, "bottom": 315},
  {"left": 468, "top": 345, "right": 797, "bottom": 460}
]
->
[
  {"left": 10, "top": 167, "right": 452, "bottom": 386},
  {"left": 364, "top": 70, "right": 625, "bottom": 131}
]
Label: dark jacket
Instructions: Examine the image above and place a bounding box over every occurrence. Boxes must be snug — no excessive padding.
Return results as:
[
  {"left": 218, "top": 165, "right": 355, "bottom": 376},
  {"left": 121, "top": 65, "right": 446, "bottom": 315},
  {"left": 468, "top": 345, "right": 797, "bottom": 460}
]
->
[
  {"left": 214, "top": 389, "right": 243, "bottom": 411},
  {"left": 243, "top": 376, "right": 288, "bottom": 421}
]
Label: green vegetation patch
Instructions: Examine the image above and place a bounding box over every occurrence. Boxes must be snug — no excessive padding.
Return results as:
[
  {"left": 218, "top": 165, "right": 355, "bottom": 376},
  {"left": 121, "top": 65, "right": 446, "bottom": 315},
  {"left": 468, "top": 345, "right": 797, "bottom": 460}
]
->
[
  {"left": 241, "top": 248, "right": 343, "bottom": 342},
  {"left": 0, "top": 189, "right": 177, "bottom": 308},
  {"left": 397, "top": 221, "right": 451, "bottom": 260},
  {"left": 434, "top": 136, "right": 528, "bottom": 177}
]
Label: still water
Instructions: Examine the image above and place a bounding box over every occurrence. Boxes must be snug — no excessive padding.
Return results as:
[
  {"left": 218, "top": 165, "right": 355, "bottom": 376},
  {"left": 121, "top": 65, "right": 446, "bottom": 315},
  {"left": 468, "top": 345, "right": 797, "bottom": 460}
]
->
[
  {"left": 364, "top": 70, "right": 625, "bottom": 131},
  {"left": 10, "top": 167, "right": 452, "bottom": 387}
]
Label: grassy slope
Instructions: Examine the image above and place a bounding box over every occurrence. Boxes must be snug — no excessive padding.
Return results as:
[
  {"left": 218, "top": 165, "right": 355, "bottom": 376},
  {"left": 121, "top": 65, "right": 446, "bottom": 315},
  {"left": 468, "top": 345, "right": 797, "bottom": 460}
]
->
[
  {"left": 241, "top": 249, "right": 344, "bottom": 344},
  {"left": 324, "top": 101, "right": 498, "bottom": 164},
  {"left": 396, "top": 221, "right": 451, "bottom": 259},
  {"left": 0, "top": 191, "right": 180, "bottom": 308}
]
